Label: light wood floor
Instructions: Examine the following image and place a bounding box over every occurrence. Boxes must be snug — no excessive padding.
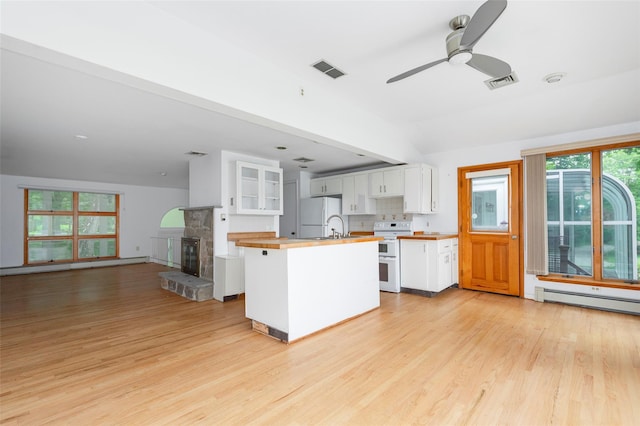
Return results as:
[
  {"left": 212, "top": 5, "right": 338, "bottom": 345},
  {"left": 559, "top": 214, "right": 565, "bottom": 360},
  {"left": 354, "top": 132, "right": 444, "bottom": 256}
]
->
[{"left": 1, "top": 263, "right": 639, "bottom": 425}]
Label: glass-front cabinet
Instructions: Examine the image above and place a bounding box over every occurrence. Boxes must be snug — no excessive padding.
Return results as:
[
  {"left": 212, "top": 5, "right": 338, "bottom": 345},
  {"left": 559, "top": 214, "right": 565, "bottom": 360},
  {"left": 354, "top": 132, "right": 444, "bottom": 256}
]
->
[{"left": 235, "top": 161, "right": 283, "bottom": 215}]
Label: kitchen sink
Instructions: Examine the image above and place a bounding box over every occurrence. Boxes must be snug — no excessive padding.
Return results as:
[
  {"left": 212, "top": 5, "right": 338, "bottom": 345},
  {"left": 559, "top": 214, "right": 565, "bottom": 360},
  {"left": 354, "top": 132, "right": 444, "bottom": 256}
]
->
[{"left": 310, "top": 235, "right": 362, "bottom": 240}]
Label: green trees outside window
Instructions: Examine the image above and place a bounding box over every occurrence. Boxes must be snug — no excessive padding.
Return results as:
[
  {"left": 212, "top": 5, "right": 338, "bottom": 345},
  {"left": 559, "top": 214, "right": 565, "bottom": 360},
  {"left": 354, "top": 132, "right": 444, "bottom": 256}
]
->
[
  {"left": 25, "top": 190, "right": 119, "bottom": 264},
  {"left": 546, "top": 145, "right": 639, "bottom": 282}
]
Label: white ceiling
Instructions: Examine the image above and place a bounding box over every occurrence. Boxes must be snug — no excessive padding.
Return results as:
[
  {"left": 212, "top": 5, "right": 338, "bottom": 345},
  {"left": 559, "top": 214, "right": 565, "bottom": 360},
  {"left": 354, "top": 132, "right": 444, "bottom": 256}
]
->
[{"left": 2, "top": 1, "right": 639, "bottom": 189}]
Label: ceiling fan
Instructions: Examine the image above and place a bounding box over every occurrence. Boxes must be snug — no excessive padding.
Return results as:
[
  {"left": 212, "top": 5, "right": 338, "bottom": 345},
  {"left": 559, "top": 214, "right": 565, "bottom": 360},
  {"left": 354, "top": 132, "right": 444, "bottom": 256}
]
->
[{"left": 387, "top": 0, "right": 511, "bottom": 84}]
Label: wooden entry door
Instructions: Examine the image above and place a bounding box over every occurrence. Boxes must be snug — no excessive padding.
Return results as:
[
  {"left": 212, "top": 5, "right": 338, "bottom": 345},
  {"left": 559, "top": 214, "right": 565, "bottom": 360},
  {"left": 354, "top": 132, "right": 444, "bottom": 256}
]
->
[{"left": 458, "top": 161, "right": 523, "bottom": 296}]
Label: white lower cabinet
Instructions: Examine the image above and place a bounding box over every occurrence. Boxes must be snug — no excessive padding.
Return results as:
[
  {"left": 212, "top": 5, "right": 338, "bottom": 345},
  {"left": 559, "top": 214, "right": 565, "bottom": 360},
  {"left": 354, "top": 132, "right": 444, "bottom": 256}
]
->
[
  {"left": 400, "top": 238, "right": 458, "bottom": 294},
  {"left": 451, "top": 239, "right": 459, "bottom": 285},
  {"left": 214, "top": 255, "right": 244, "bottom": 302}
]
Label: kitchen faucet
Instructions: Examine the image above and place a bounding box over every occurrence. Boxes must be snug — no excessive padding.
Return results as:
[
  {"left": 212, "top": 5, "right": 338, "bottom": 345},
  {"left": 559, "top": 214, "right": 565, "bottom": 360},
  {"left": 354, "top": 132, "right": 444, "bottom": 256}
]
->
[{"left": 326, "top": 214, "right": 345, "bottom": 239}]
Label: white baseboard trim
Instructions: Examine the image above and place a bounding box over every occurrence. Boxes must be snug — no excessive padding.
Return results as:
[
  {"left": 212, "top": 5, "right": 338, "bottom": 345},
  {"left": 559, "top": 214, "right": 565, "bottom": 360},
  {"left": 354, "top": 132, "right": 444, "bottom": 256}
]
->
[{"left": 0, "top": 257, "right": 149, "bottom": 276}]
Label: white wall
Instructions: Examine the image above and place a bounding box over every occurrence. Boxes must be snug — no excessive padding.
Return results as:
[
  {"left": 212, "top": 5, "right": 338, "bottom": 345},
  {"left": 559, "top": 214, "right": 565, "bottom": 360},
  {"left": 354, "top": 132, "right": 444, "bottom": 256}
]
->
[
  {"left": 423, "top": 121, "right": 640, "bottom": 301},
  {"left": 0, "top": 174, "right": 188, "bottom": 268},
  {"left": 189, "top": 150, "right": 222, "bottom": 207}
]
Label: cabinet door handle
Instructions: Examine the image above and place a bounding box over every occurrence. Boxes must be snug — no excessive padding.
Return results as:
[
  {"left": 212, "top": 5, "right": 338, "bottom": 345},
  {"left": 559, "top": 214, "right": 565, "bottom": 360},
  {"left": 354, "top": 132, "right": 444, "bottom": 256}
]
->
[
  {"left": 384, "top": 185, "right": 387, "bottom": 193},
  {"left": 379, "top": 185, "right": 383, "bottom": 193}
]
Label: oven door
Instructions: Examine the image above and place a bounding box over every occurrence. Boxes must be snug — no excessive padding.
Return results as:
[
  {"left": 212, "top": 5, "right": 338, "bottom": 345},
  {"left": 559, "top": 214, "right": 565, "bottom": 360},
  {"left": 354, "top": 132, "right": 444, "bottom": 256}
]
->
[
  {"left": 378, "top": 239, "right": 399, "bottom": 257},
  {"left": 379, "top": 256, "right": 400, "bottom": 293}
]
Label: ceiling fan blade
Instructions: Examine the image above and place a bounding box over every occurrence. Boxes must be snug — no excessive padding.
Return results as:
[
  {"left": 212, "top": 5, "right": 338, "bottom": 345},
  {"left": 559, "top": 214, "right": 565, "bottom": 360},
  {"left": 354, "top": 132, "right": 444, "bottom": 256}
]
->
[
  {"left": 386, "top": 58, "right": 448, "bottom": 83},
  {"left": 466, "top": 53, "right": 511, "bottom": 78},
  {"left": 460, "top": 0, "right": 507, "bottom": 49}
]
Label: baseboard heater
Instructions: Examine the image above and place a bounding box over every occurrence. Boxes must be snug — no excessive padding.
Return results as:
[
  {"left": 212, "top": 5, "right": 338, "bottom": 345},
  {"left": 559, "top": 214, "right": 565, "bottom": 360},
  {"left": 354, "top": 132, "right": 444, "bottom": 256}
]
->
[{"left": 534, "top": 287, "right": 640, "bottom": 315}]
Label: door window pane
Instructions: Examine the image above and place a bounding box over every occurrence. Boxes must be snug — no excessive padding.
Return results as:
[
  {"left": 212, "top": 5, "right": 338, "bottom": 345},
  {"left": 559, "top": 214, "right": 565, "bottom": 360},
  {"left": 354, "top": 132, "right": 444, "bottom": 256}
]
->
[
  {"left": 28, "top": 190, "right": 73, "bottom": 211},
  {"left": 28, "top": 240, "right": 73, "bottom": 262},
  {"left": 78, "top": 216, "right": 116, "bottom": 235},
  {"left": 79, "top": 193, "right": 116, "bottom": 212},
  {"left": 471, "top": 175, "right": 509, "bottom": 231},
  {"left": 28, "top": 215, "right": 73, "bottom": 236}
]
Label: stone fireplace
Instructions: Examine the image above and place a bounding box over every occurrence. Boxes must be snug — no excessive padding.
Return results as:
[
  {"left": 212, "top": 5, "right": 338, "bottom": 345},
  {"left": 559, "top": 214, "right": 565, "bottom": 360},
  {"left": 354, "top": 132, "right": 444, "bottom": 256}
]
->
[
  {"left": 159, "top": 206, "right": 217, "bottom": 302},
  {"left": 182, "top": 207, "right": 215, "bottom": 281}
]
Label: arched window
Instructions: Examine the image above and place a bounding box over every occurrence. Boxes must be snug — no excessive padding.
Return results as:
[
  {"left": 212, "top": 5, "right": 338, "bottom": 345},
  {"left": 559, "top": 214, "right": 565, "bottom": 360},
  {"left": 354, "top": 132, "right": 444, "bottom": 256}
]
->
[{"left": 160, "top": 207, "right": 185, "bottom": 228}]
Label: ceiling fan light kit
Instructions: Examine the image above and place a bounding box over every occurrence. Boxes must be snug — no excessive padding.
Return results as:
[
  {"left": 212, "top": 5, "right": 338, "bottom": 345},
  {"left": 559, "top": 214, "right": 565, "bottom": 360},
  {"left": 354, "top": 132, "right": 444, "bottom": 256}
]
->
[
  {"left": 449, "top": 51, "right": 473, "bottom": 65},
  {"left": 387, "top": 0, "right": 512, "bottom": 86}
]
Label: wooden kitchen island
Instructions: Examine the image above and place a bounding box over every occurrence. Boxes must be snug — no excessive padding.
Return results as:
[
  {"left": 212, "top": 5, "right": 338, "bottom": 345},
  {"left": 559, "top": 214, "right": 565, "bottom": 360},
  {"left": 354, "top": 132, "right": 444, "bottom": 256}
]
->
[{"left": 235, "top": 236, "right": 382, "bottom": 343}]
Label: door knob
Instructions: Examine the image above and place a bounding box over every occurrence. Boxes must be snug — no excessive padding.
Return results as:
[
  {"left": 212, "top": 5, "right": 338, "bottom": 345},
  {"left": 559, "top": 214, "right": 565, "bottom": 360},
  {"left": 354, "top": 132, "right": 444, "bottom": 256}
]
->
[{"left": 511, "top": 235, "right": 518, "bottom": 240}]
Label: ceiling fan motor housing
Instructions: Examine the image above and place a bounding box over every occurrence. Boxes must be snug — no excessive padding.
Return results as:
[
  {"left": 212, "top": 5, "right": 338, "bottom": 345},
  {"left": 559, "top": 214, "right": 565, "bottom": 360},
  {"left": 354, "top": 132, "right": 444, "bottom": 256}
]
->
[
  {"left": 446, "top": 14, "right": 472, "bottom": 63},
  {"left": 446, "top": 28, "right": 472, "bottom": 64}
]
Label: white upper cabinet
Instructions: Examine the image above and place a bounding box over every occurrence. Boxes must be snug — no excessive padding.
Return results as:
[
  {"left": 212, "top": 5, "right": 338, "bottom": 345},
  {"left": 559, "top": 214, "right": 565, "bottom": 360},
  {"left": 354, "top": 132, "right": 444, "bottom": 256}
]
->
[
  {"left": 403, "top": 165, "right": 439, "bottom": 214},
  {"left": 310, "top": 176, "right": 342, "bottom": 197},
  {"left": 342, "top": 173, "right": 376, "bottom": 215},
  {"left": 306, "top": 163, "right": 438, "bottom": 215},
  {"left": 369, "top": 168, "right": 404, "bottom": 198},
  {"left": 232, "top": 161, "right": 283, "bottom": 215}
]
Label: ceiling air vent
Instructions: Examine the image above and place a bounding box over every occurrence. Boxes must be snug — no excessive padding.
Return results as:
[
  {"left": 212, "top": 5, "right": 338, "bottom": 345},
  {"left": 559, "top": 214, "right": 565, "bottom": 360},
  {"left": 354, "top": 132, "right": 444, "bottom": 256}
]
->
[
  {"left": 185, "top": 151, "right": 207, "bottom": 156},
  {"left": 484, "top": 71, "right": 519, "bottom": 90},
  {"left": 293, "top": 157, "right": 315, "bottom": 163},
  {"left": 312, "top": 60, "right": 346, "bottom": 79}
]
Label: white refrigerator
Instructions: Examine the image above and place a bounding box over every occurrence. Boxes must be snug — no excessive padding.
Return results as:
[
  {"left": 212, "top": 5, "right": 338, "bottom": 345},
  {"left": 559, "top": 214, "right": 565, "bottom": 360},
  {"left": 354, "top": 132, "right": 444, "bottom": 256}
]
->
[{"left": 299, "top": 197, "right": 343, "bottom": 238}]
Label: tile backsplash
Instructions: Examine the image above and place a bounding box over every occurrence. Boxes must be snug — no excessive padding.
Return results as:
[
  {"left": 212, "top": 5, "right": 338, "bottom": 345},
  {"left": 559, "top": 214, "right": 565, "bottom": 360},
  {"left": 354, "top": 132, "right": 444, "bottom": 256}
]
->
[{"left": 348, "top": 197, "right": 416, "bottom": 232}]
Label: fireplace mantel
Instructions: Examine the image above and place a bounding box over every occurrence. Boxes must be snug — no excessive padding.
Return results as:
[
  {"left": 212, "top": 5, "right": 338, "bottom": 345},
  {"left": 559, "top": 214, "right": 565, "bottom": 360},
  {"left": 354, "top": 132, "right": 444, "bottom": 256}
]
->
[{"left": 180, "top": 206, "right": 222, "bottom": 211}]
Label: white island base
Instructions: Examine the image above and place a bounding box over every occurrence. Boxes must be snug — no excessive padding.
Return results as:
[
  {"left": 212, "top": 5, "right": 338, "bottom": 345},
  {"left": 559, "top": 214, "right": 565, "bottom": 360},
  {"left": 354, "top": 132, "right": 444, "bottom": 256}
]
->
[{"left": 241, "top": 238, "right": 380, "bottom": 343}]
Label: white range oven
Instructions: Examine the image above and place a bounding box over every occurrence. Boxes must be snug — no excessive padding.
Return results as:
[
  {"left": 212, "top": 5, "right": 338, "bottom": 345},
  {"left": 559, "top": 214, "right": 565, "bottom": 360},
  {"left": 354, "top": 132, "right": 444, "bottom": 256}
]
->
[{"left": 374, "top": 221, "right": 413, "bottom": 293}]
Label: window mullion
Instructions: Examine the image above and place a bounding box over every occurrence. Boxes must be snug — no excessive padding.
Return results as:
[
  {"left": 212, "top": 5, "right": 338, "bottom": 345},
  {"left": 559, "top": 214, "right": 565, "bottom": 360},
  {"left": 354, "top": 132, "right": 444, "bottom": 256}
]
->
[
  {"left": 73, "top": 192, "right": 79, "bottom": 262},
  {"left": 592, "top": 149, "right": 603, "bottom": 281},
  {"left": 23, "top": 189, "right": 28, "bottom": 265}
]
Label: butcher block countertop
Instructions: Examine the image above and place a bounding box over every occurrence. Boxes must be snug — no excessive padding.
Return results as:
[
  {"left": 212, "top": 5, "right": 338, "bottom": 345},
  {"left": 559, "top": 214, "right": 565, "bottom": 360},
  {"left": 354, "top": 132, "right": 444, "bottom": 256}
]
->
[
  {"left": 236, "top": 236, "right": 382, "bottom": 249},
  {"left": 398, "top": 233, "right": 458, "bottom": 241}
]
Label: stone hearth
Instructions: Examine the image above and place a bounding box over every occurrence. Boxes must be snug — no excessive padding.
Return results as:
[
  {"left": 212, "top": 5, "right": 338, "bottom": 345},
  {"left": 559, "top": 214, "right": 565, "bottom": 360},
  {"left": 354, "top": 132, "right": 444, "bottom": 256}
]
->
[{"left": 159, "top": 271, "right": 213, "bottom": 302}]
